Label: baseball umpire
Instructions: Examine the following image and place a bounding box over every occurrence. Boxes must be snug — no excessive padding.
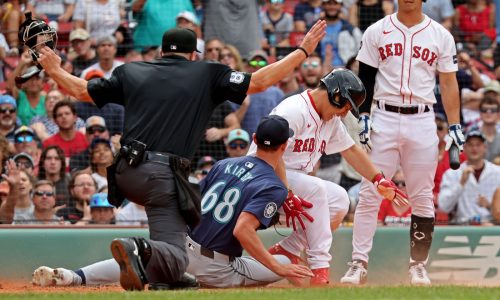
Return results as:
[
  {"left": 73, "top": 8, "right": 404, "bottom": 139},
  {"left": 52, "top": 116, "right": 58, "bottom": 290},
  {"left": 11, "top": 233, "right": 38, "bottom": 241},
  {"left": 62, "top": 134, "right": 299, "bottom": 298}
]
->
[{"left": 37, "top": 21, "right": 326, "bottom": 291}]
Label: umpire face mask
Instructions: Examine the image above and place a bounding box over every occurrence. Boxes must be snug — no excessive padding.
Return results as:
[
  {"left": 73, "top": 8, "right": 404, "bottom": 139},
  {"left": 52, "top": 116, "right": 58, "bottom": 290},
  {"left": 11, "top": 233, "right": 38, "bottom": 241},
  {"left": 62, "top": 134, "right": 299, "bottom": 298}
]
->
[{"left": 18, "top": 11, "right": 58, "bottom": 63}]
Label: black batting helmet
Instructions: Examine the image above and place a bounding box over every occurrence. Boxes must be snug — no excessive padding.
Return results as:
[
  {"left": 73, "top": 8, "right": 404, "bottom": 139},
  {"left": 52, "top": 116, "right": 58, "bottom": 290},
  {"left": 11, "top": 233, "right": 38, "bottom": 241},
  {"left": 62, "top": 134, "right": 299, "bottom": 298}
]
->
[
  {"left": 319, "top": 68, "right": 366, "bottom": 117},
  {"left": 18, "top": 11, "right": 57, "bottom": 62}
]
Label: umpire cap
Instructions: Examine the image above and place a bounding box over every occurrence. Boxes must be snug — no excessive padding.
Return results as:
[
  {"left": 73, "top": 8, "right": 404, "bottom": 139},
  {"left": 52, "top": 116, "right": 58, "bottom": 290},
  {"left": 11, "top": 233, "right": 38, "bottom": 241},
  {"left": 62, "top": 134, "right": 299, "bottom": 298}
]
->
[
  {"left": 162, "top": 28, "right": 200, "bottom": 53},
  {"left": 320, "top": 68, "right": 366, "bottom": 118}
]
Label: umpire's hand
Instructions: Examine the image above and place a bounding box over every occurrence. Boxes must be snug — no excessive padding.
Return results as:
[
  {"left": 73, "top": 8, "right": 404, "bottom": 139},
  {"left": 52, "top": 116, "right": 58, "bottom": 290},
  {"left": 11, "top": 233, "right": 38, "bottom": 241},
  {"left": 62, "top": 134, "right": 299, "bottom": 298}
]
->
[
  {"left": 37, "top": 46, "right": 62, "bottom": 74},
  {"left": 299, "top": 20, "right": 327, "bottom": 55}
]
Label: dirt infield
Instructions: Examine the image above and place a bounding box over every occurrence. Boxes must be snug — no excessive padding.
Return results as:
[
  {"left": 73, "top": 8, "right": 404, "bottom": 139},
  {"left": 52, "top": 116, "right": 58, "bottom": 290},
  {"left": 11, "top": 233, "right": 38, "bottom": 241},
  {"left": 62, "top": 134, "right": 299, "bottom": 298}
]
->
[{"left": 0, "top": 280, "right": 123, "bottom": 294}]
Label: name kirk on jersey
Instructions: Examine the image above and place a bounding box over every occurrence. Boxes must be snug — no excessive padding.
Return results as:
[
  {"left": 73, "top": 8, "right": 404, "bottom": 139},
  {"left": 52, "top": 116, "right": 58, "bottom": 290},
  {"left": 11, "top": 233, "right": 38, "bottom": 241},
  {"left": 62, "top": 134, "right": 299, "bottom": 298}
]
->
[
  {"left": 378, "top": 43, "right": 437, "bottom": 66},
  {"left": 224, "top": 163, "right": 254, "bottom": 182},
  {"left": 293, "top": 138, "right": 326, "bottom": 153}
]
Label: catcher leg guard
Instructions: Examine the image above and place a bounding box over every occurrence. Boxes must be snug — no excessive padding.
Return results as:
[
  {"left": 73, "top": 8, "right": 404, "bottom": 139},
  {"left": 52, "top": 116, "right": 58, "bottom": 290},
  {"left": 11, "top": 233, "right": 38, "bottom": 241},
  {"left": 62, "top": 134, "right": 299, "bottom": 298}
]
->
[{"left": 410, "top": 215, "right": 434, "bottom": 263}]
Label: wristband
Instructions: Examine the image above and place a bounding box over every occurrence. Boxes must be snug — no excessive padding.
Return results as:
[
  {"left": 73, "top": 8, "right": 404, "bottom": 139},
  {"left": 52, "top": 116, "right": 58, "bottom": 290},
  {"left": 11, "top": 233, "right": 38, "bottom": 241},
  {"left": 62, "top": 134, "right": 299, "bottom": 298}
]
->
[
  {"left": 297, "top": 47, "right": 309, "bottom": 58},
  {"left": 371, "top": 172, "right": 384, "bottom": 184}
]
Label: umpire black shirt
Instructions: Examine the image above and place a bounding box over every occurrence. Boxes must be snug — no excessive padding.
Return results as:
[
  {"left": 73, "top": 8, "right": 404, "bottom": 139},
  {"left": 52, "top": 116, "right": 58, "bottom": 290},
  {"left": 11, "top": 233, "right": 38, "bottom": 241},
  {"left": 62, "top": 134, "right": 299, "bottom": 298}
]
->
[{"left": 87, "top": 55, "right": 251, "bottom": 159}]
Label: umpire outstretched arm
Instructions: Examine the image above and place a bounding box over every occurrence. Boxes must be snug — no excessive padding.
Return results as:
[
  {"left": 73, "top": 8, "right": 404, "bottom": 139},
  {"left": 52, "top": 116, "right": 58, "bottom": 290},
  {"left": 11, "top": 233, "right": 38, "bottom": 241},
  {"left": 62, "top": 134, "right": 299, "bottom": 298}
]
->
[{"left": 36, "top": 21, "right": 326, "bottom": 101}]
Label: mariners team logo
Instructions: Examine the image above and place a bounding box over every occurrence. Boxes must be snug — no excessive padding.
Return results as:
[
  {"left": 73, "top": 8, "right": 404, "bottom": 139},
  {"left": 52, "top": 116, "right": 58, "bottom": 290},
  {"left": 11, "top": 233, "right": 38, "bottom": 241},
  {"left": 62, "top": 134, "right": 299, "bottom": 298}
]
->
[
  {"left": 230, "top": 72, "right": 244, "bottom": 84},
  {"left": 264, "top": 202, "right": 278, "bottom": 218}
]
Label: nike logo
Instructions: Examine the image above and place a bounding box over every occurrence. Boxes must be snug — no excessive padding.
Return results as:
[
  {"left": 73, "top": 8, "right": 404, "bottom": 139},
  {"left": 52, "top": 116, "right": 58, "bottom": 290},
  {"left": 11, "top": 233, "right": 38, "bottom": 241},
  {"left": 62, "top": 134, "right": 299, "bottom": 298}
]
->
[{"left": 383, "top": 30, "right": 393, "bottom": 34}]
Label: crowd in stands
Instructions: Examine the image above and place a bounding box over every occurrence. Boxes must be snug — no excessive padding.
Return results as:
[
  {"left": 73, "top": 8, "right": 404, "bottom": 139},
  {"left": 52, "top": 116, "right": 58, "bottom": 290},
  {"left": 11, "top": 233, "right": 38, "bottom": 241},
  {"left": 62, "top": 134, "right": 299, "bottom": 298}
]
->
[{"left": 0, "top": 0, "right": 498, "bottom": 226}]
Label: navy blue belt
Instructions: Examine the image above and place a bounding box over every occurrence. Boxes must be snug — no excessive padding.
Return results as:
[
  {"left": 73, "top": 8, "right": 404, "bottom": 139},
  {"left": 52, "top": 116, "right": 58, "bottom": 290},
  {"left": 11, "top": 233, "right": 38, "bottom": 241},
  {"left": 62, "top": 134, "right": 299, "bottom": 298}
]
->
[{"left": 377, "top": 101, "right": 430, "bottom": 114}]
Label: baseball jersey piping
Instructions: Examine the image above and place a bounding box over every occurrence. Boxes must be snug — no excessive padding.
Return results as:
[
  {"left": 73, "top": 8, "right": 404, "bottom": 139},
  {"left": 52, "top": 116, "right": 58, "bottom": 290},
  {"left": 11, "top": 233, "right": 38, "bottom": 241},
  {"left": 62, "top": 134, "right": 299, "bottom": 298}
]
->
[
  {"left": 300, "top": 91, "right": 320, "bottom": 172},
  {"left": 407, "top": 19, "right": 432, "bottom": 104},
  {"left": 389, "top": 15, "right": 407, "bottom": 104}
]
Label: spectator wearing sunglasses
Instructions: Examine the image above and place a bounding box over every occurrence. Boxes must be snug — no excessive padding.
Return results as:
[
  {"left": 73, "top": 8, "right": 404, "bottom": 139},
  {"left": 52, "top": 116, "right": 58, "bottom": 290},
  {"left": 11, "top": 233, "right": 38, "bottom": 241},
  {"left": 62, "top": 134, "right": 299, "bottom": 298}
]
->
[
  {"left": 13, "top": 152, "right": 35, "bottom": 176},
  {"left": 43, "top": 100, "right": 89, "bottom": 164},
  {"left": 70, "top": 116, "right": 111, "bottom": 172},
  {"left": 233, "top": 50, "right": 284, "bottom": 135},
  {"left": 469, "top": 96, "right": 500, "bottom": 164},
  {"left": 13, "top": 126, "right": 41, "bottom": 175},
  {"left": 0, "top": 94, "right": 21, "bottom": 144},
  {"left": 30, "top": 89, "right": 86, "bottom": 142},
  {"left": 13, "top": 180, "right": 62, "bottom": 225},
  {"left": 225, "top": 129, "right": 250, "bottom": 158},
  {"left": 194, "top": 156, "right": 216, "bottom": 181}
]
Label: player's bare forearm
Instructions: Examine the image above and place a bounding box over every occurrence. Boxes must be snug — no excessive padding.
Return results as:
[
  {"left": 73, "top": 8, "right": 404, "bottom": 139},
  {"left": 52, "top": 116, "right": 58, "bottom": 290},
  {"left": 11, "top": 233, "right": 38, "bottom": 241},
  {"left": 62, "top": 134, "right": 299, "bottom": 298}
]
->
[
  {"left": 247, "top": 20, "right": 326, "bottom": 94},
  {"left": 37, "top": 46, "right": 94, "bottom": 102},
  {"left": 234, "top": 212, "right": 283, "bottom": 273},
  {"left": 341, "top": 144, "right": 379, "bottom": 181},
  {"left": 439, "top": 72, "right": 461, "bottom": 125}
]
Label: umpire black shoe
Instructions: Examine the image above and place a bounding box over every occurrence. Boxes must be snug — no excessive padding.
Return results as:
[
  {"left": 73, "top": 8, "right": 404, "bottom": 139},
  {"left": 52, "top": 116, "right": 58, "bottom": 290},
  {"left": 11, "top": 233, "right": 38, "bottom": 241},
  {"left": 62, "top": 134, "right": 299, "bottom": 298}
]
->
[
  {"left": 110, "top": 238, "right": 148, "bottom": 291},
  {"left": 148, "top": 272, "right": 200, "bottom": 291}
]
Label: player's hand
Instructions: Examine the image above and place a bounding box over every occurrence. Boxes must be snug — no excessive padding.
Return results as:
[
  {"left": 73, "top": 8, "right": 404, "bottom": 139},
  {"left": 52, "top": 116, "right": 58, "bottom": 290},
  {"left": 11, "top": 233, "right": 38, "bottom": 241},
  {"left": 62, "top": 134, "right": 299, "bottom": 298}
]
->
[
  {"left": 283, "top": 190, "right": 314, "bottom": 231},
  {"left": 358, "top": 114, "right": 377, "bottom": 153},
  {"left": 37, "top": 46, "right": 62, "bottom": 74},
  {"left": 275, "top": 264, "right": 314, "bottom": 280},
  {"left": 444, "top": 124, "right": 465, "bottom": 151},
  {"left": 372, "top": 173, "right": 408, "bottom": 206},
  {"left": 299, "top": 19, "right": 327, "bottom": 56}
]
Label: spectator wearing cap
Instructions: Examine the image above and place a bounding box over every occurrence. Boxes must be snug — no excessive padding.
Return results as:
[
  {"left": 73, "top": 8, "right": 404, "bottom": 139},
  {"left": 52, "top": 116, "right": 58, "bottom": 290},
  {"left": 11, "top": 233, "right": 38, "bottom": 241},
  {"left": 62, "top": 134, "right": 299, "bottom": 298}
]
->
[
  {"left": 13, "top": 126, "right": 41, "bottom": 174},
  {"left": 90, "top": 138, "right": 114, "bottom": 191},
  {"left": 43, "top": 100, "right": 89, "bottom": 164},
  {"left": 80, "top": 36, "right": 124, "bottom": 80},
  {"left": 320, "top": 0, "right": 362, "bottom": 68},
  {"left": 13, "top": 180, "right": 62, "bottom": 225},
  {"left": 233, "top": 50, "right": 284, "bottom": 135},
  {"left": 225, "top": 129, "right": 250, "bottom": 158},
  {"left": 439, "top": 131, "right": 500, "bottom": 224},
  {"left": 13, "top": 152, "right": 35, "bottom": 176},
  {"left": 38, "top": 145, "right": 71, "bottom": 208},
  {"left": 76, "top": 192, "right": 116, "bottom": 225},
  {"left": 69, "top": 28, "right": 98, "bottom": 78},
  {"left": 176, "top": 11, "right": 205, "bottom": 59},
  {"left": 0, "top": 94, "right": 20, "bottom": 143},
  {"left": 30, "top": 89, "right": 86, "bottom": 141},
  {"left": 194, "top": 156, "right": 216, "bottom": 181},
  {"left": 73, "top": 0, "right": 122, "bottom": 44},
  {"left": 132, "top": 0, "right": 195, "bottom": 50},
  {"left": 26, "top": 0, "right": 75, "bottom": 23},
  {"left": 70, "top": 116, "right": 111, "bottom": 172},
  {"left": 6, "top": 51, "right": 46, "bottom": 126}
]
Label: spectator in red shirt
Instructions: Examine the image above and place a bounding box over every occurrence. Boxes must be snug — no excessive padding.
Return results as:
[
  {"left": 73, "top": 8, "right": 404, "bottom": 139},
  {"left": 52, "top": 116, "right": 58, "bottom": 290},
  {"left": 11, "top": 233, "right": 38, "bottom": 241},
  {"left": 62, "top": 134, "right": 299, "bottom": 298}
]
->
[
  {"left": 43, "top": 100, "right": 89, "bottom": 167},
  {"left": 378, "top": 169, "right": 411, "bottom": 227}
]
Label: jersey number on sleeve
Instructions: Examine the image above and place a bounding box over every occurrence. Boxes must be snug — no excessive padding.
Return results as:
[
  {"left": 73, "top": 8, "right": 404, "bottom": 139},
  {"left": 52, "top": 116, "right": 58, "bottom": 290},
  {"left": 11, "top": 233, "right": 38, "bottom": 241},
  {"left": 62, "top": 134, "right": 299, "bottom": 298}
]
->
[{"left": 201, "top": 181, "right": 242, "bottom": 223}]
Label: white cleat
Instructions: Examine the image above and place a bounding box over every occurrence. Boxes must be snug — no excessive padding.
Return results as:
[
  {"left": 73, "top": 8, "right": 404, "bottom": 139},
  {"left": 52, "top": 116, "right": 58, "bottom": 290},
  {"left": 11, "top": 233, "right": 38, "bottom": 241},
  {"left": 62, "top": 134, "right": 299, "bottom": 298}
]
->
[
  {"left": 340, "top": 261, "right": 367, "bottom": 285},
  {"left": 32, "top": 266, "right": 78, "bottom": 287},
  {"left": 409, "top": 263, "right": 431, "bottom": 286}
]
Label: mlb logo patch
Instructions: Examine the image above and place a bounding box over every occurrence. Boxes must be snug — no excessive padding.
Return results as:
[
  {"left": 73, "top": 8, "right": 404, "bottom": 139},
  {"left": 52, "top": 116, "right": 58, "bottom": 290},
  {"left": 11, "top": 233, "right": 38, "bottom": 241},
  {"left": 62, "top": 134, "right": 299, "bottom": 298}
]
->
[
  {"left": 170, "top": 45, "right": 177, "bottom": 50},
  {"left": 453, "top": 55, "right": 457, "bottom": 64}
]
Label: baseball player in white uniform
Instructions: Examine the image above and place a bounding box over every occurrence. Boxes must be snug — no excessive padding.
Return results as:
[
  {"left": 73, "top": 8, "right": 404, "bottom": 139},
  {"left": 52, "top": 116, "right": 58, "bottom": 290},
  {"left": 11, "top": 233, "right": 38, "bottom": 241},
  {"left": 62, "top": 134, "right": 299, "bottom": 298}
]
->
[
  {"left": 248, "top": 69, "right": 408, "bottom": 285},
  {"left": 340, "top": 0, "right": 464, "bottom": 286}
]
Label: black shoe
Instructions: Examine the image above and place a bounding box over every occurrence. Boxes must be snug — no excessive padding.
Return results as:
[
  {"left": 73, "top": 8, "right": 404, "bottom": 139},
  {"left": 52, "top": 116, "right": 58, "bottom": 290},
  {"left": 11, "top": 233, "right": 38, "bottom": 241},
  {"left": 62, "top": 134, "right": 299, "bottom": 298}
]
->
[
  {"left": 149, "top": 273, "right": 200, "bottom": 291},
  {"left": 110, "top": 238, "right": 148, "bottom": 291}
]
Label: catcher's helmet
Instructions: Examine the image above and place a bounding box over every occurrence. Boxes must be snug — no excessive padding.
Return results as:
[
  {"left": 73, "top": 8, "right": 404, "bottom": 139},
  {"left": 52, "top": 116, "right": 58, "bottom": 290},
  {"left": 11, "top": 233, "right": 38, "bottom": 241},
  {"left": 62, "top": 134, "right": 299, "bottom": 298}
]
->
[
  {"left": 18, "top": 11, "right": 57, "bottom": 62},
  {"left": 319, "top": 68, "right": 366, "bottom": 117}
]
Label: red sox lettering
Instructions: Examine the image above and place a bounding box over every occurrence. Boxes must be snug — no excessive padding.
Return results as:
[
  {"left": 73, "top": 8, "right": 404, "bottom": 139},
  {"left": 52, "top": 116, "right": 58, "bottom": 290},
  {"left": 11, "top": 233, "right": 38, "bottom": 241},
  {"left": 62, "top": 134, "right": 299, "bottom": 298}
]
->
[
  {"left": 292, "top": 138, "right": 327, "bottom": 153},
  {"left": 378, "top": 43, "right": 437, "bottom": 66}
]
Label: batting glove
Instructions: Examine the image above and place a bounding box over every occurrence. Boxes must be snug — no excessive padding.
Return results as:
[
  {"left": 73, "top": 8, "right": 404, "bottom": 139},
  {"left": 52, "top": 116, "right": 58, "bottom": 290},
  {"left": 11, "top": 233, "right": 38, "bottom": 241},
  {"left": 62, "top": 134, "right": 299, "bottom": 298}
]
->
[
  {"left": 358, "top": 115, "right": 377, "bottom": 153},
  {"left": 283, "top": 190, "right": 314, "bottom": 231},
  {"left": 372, "top": 173, "right": 409, "bottom": 206},
  {"left": 444, "top": 124, "right": 465, "bottom": 151}
]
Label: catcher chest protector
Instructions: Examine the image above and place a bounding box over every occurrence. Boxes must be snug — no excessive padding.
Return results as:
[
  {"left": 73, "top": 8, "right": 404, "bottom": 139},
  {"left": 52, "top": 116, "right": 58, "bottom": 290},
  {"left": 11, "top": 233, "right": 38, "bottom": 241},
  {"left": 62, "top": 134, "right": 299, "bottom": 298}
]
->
[{"left": 320, "top": 68, "right": 366, "bottom": 117}]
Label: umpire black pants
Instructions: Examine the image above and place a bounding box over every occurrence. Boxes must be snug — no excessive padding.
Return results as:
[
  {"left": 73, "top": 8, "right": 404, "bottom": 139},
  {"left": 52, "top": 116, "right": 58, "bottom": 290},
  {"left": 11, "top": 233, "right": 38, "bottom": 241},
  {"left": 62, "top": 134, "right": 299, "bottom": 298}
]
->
[{"left": 115, "top": 158, "right": 188, "bottom": 284}]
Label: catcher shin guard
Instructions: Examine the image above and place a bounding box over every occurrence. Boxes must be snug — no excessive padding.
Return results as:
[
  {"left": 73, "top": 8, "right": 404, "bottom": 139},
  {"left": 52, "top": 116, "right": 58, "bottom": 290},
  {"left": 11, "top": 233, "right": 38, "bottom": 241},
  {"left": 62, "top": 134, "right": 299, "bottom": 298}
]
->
[{"left": 410, "top": 215, "right": 434, "bottom": 263}]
